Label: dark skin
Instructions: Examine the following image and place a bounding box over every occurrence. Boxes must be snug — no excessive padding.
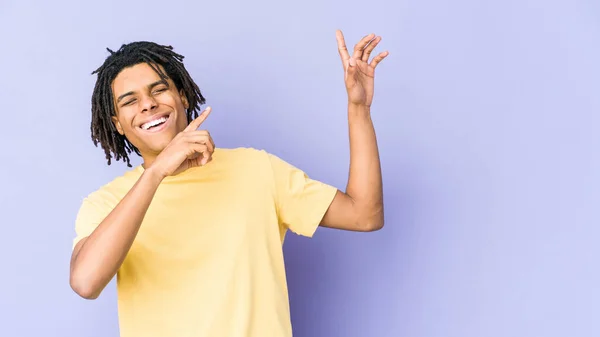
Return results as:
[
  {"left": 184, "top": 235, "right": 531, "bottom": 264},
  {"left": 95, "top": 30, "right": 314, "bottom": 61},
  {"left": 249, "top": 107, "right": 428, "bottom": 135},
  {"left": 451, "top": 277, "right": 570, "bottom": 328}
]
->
[
  {"left": 110, "top": 62, "right": 215, "bottom": 173},
  {"left": 320, "top": 30, "right": 388, "bottom": 231},
  {"left": 110, "top": 30, "right": 388, "bottom": 231},
  {"left": 70, "top": 30, "right": 387, "bottom": 299}
]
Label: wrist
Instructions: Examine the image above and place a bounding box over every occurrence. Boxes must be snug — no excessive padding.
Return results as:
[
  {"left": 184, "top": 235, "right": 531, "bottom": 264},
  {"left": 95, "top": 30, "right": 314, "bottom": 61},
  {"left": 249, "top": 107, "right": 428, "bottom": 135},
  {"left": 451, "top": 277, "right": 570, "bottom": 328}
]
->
[
  {"left": 348, "top": 102, "right": 371, "bottom": 118},
  {"left": 142, "top": 166, "right": 166, "bottom": 185}
]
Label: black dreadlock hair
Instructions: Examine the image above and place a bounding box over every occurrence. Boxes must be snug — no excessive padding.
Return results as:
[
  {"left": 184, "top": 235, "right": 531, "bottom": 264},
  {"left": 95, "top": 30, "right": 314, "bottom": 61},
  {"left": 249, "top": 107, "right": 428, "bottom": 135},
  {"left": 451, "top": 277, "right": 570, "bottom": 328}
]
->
[{"left": 90, "top": 41, "right": 205, "bottom": 167}]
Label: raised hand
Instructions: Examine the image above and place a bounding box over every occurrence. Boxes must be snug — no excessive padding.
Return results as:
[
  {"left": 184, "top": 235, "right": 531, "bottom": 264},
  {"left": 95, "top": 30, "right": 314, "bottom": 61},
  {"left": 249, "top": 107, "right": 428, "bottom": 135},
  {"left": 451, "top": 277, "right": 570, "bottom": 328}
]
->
[
  {"left": 149, "top": 107, "right": 215, "bottom": 178},
  {"left": 336, "top": 30, "right": 388, "bottom": 108}
]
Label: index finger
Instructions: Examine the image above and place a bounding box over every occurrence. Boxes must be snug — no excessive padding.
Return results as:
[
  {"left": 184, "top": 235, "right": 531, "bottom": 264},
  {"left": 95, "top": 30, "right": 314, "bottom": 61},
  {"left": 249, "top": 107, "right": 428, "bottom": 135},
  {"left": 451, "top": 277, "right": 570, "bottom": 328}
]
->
[
  {"left": 352, "top": 33, "right": 376, "bottom": 60},
  {"left": 336, "top": 30, "right": 350, "bottom": 62},
  {"left": 185, "top": 106, "right": 212, "bottom": 131}
]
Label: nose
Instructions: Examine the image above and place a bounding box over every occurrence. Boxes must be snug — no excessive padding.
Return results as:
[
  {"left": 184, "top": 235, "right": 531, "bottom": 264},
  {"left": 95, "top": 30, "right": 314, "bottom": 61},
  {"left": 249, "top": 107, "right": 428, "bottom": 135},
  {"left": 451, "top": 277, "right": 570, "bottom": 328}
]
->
[{"left": 140, "top": 94, "right": 158, "bottom": 112}]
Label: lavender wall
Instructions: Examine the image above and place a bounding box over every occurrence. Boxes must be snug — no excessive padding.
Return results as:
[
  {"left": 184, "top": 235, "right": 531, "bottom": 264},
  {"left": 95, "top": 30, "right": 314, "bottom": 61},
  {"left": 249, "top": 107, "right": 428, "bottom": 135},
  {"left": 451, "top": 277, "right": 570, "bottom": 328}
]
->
[{"left": 1, "top": 0, "right": 599, "bottom": 336}]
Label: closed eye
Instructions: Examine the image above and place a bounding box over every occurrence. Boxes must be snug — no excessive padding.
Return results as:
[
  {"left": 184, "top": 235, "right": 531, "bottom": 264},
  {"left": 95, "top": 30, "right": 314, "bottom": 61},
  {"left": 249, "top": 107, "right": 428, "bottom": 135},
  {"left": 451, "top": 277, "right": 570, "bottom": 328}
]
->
[
  {"left": 122, "top": 99, "right": 136, "bottom": 106},
  {"left": 153, "top": 87, "right": 167, "bottom": 95}
]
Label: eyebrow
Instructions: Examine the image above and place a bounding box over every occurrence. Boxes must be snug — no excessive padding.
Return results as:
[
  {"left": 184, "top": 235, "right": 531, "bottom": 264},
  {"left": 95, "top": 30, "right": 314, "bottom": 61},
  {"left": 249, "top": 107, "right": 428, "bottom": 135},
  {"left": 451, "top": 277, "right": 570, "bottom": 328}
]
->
[{"left": 116, "top": 79, "right": 169, "bottom": 103}]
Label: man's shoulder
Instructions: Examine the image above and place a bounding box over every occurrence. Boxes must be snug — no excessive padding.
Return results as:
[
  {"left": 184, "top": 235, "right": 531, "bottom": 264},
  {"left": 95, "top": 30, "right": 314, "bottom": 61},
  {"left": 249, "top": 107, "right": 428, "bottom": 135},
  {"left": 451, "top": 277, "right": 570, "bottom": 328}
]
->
[{"left": 212, "top": 147, "right": 292, "bottom": 185}]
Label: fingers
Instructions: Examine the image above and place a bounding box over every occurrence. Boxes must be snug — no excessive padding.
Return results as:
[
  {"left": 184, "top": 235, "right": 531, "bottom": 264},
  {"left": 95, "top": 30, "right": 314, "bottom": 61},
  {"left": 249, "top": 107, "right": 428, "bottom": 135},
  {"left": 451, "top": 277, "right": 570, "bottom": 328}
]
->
[
  {"left": 208, "top": 134, "right": 215, "bottom": 151},
  {"left": 200, "top": 152, "right": 212, "bottom": 166},
  {"left": 183, "top": 130, "right": 215, "bottom": 165},
  {"left": 189, "top": 143, "right": 209, "bottom": 158},
  {"left": 352, "top": 33, "right": 375, "bottom": 60},
  {"left": 362, "top": 36, "right": 381, "bottom": 62},
  {"left": 184, "top": 131, "right": 214, "bottom": 151},
  {"left": 184, "top": 106, "right": 212, "bottom": 132},
  {"left": 336, "top": 30, "right": 351, "bottom": 65},
  {"left": 370, "top": 51, "right": 389, "bottom": 68},
  {"left": 190, "top": 143, "right": 212, "bottom": 166},
  {"left": 338, "top": 30, "right": 387, "bottom": 68}
]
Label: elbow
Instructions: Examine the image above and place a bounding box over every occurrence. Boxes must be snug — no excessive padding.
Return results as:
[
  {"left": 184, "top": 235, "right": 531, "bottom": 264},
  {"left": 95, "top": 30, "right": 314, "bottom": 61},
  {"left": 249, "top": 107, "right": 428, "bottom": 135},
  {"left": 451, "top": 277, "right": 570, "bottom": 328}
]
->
[
  {"left": 70, "top": 270, "right": 101, "bottom": 300},
  {"left": 357, "top": 205, "right": 384, "bottom": 232},
  {"left": 363, "top": 216, "right": 384, "bottom": 232},
  {"left": 369, "top": 218, "right": 384, "bottom": 231}
]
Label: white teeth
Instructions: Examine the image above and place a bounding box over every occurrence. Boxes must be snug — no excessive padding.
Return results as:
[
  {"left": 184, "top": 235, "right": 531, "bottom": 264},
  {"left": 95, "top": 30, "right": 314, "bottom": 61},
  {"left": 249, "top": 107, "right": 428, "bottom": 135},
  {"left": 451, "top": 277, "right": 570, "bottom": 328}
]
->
[{"left": 141, "top": 116, "right": 168, "bottom": 130}]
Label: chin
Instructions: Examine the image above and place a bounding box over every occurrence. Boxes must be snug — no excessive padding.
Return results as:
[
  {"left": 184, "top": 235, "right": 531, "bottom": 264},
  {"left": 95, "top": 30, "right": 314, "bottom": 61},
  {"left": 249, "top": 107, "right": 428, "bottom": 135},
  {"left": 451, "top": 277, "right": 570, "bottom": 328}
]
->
[
  {"left": 152, "top": 136, "right": 176, "bottom": 152},
  {"left": 132, "top": 134, "right": 173, "bottom": 156}
]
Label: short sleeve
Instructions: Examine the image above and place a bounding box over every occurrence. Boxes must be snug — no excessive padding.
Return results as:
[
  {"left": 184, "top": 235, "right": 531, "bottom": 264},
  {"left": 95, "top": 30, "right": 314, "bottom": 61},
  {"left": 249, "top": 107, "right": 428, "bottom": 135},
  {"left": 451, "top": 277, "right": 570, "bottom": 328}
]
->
[
  {"left": 72, "top": 196, "right": 107, "bottom": 250},
  {"left": 267, "top": 152, "right": 338, "bottom": 237}
]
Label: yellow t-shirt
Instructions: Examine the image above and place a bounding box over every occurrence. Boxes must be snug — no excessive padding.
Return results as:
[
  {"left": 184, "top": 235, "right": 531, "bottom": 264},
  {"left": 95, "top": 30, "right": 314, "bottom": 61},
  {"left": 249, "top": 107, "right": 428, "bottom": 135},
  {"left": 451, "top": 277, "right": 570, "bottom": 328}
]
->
[{"left": 72, "top": 147, "right": 338, "bottom": 337}]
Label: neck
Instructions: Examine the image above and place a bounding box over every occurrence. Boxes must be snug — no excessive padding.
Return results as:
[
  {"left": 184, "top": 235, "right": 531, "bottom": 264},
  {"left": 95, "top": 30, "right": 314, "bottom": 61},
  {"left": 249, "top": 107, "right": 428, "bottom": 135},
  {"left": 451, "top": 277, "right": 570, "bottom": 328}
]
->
[{"left": 140, "top": 153, "right": 158, "bottom": 170}]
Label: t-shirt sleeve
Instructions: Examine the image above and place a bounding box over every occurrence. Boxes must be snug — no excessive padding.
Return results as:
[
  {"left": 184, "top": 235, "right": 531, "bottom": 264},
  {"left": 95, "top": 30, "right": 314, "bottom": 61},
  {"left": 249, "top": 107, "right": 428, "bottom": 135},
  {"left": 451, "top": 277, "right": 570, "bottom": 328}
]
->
[
  {"left": 267, "top": 152, "right": 338, "bottom": 237},
  {"left": 72, "top": 195, "right": 107, "bottom": 250}
]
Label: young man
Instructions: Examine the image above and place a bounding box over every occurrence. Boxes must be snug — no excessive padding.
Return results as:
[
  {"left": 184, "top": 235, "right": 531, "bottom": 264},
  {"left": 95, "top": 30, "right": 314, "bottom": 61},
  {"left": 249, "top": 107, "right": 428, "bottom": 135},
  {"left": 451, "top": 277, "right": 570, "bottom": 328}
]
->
[{"left": 70, "top": 30, "right": 388, "bottom": 337}]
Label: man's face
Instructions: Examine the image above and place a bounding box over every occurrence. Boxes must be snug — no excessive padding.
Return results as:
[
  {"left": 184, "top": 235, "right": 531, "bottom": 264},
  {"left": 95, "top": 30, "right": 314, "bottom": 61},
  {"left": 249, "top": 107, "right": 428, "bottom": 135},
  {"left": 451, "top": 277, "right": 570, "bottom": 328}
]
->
[{"left": 111, "top": 62, "right": 189, "bottom": 158}]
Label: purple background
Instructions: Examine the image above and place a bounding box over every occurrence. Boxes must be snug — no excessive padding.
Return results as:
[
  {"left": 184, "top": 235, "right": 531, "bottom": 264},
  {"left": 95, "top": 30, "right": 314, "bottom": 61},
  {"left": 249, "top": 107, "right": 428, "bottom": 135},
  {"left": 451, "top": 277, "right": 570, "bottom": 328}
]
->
[{"left": 1, "top": 0, "right": 599, "bottom": 336}]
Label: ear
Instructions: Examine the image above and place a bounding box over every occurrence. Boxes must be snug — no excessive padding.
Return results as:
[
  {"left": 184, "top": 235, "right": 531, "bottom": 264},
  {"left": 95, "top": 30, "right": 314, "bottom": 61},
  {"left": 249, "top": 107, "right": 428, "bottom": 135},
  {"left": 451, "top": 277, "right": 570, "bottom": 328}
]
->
[
  {"left": 112, "top": 116, "right": 124, "bottom": 135},
  {"left": 180, "top": 90, "right": 189, "bottom": 110}
]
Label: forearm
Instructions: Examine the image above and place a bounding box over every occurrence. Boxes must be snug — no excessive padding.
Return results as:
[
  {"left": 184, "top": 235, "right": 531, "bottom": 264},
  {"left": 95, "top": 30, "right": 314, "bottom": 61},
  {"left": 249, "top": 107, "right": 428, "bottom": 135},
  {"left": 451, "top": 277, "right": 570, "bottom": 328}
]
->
[
  {"left": 345, "top": 103, "right": 384, "bottom": 227},
  {"left": 70, "top": 168, "right": 163, "bottom": 299}
]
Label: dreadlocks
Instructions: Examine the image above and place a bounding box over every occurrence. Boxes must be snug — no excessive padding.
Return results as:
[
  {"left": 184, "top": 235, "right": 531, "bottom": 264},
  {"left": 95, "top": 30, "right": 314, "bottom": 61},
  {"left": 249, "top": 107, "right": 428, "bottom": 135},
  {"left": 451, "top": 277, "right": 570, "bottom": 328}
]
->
[{"left": 90, "top": 41, "right": 206, "bottom": 167}]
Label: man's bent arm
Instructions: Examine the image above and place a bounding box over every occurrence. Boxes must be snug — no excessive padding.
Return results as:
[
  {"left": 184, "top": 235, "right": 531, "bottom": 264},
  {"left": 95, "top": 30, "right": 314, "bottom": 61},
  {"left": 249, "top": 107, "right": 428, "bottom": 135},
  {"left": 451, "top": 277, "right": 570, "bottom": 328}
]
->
[
  {"left": 320, "top": 103, "right": 384, "bottom": 232},
  {"left": 69, "top": 168, "right": 163, "bottom": 299}
]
